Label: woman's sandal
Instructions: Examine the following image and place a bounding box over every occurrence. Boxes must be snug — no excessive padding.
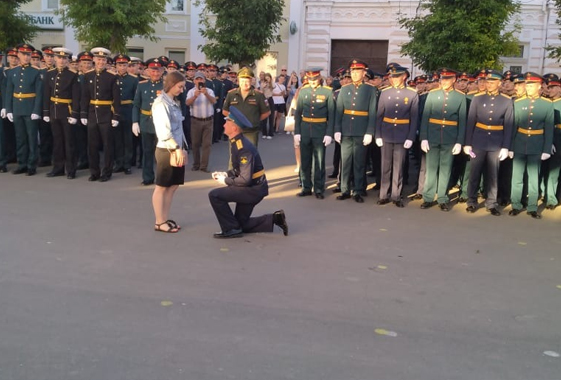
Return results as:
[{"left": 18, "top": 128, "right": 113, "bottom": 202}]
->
[
  {"left": 154, "top": 221, "right": 179, "bottom": 233},
  {"left": 166, "top": 220, "right": 181, "bottom": 230}
]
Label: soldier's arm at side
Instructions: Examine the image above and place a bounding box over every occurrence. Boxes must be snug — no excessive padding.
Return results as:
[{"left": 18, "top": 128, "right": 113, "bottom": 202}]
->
[
  {"left": 456, "top": 94, "right": 467, "bottom": 145},
  {"left": 407, "top": 92, "right": 419, "bottom": 141},
  {"left": 111, "top": 75, "right": 121, "bottom": 121},
  {"left": 71, "top": 73, "right": 81, "bottom": 118},
  {"left": 544, "top": 102, "right": 555, "bottom": 154},
  {"left": 42, "top": 71, "right": 51, "bottom": 117},
  {"left": 326, "top": 88, "right": 335, "bottom": 137},
  {"left": 501, "top": 99, "right": 514, "bottom": 150}
]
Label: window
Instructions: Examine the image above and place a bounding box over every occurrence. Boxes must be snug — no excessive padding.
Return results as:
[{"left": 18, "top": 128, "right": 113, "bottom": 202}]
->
[
  {"left": 43, "top": 0, "right": 59, "bottom": 10},
  {"left": 505, "top": 45, "right": 524, "bottom": 58},
  {"left": 127, "top": 48, "right": 144, "bottom": 61},
  {"left": 166, "top": 0, "right": 186, "bottom": 14},
  {"left": 509, "top": 66, "right": 522, "bottom": 74},
  {"left": 168, "top": 50, "right": 185, "bottom": 64}
]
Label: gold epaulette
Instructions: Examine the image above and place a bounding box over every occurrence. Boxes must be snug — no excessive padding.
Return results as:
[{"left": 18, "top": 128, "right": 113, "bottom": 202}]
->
[
  {"left": 341, "top": 83, "right": 354, "bottom": 88},
  {"left": 500, "top": 93, "right": 511, "bottom": 99},
  {"left": 541, "top": 97, "right": 553, "bottom": 102},
  {"left": 515, "top": 95, "right": 527, "bottom": 102},
  {"left": 381, "top": 86, "right": 392, "bottom": 92},
  {"left": 47, "top": 67, "right": 56, "bottom": 72},
  {"left": 473, "top": 92, "right": 485, "bottom": 97},
  {"left": 236, "top": 139, "right": 243, "bottom": 150},
  {"left": 467, "top": 90, "right": 479, "bottom": 96},
  {"left": 128, "top": 73, "right": 138, "bottom": 78},
  {"left": 553, "top": 98, "right": 561, "bottom": 102},
  {"left": 139, "top": 80, "right": 148, "bottom": 84},
  {"left": 429, "top": 88, "right": 440, "bottom": 93},
  {"left": 323, "top": 85, "right": 332, "bottom": 90}
]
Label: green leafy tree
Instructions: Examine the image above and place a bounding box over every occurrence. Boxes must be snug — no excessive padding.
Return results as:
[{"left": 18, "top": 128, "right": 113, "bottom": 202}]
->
[
  {"left": 398, "top": 0, "right": 521, "bottom": 72},
  {"left": 59, "top": 0, "right": 167, "bottom": 53},
  {"left": 0, "top": 0, "right": 38, "bottom": 51},
  {"left": 195, "top": 0, "right": 285, "bottom": 66},
  {"left": 547, "top": 0, "right": 561, "bottom": 60}
]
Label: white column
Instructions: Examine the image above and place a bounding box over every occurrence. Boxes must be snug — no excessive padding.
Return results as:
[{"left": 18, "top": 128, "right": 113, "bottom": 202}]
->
[
  {"left": 288, "top": 0, "right": 304, "bottom": 72},
  {"left": 190, "top": 1, "right": 206, "bottom": 62},
  {"left": 63, "top": 24, "right": 80, "bottom": 53}
]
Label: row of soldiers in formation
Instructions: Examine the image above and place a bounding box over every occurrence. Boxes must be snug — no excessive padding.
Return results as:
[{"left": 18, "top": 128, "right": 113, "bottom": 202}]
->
[
  {"left": 292, "top": 60, "right": 561, "bottom": 219},
  {"left": 0, "top": 44, "right": 239, "bottom": 183}
]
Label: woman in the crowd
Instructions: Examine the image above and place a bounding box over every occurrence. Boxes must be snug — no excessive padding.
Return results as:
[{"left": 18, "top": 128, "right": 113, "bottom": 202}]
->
[
  {"left": 260, "top": 73, "right": 275, "bottom": 139},
  {"left": 272, "top": 74, "right": 287, "bottom": 133},
  {"left": 151, "top": 71, "right": 188, "bottom": 233}
]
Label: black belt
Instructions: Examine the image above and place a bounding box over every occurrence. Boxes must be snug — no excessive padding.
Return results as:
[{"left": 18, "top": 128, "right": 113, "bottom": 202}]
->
[{"left": 191, "top": 116, "right": 213, "bottom": 121}]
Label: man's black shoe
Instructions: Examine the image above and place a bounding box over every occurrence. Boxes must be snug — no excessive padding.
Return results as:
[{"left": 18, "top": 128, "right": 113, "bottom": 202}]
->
[
  {"left": 88, "top": 175, "right": 100, "bottom": 182},
  {"left": 67, "top": 172, "right": 76, "bottom": 179},
  {"left": 99, "top": 175, "right": 111, "bottom": 182},
  {"left": 439, "top": 203, "right": 450, "bottom": 212},
  {"left": 336, "top": 192, "right": 351, "bottom": 200},
  {"left": 124, "top": 168, "right": 132, "bottom": 175},
  {"left": 332, "top": 186, "right": 341, "bottom": 193},
  {"left": 353, "top": 194, "right": 364, "bottom": 203},
  {"left": 273, "top": 210, "right": 288, "bottom": 236},
  {"left": 466, "top": 205, "right": 477, "bottom": 213},
  {"left": 12, "top": 167, "right": 27, "bottom": 175},
  {"left": 26, "top": 168, "right": 36, "bottom": 176},
  {"left": 411, "top": 193, "right": 423, "bottom": 200},
  {"left": 527, "top": 211, "right": 541, "bottom": 219},
  {"left": 297, "top": 190, "right": 312, "bottom": 197},
  {"left": 213, "top": 229, "right": 244, "bottom": 239},
  {"left": 141, "top": 180, "right": 154, "bottom": 186},
  {"left": 487, "top": 208, "right": 501, "bottom": 216},
  {"left": 420, "top": 201, "right": 433, "bottom": 209},
  {"left": 315, "top": 193, "right": 324, "bottom": 199},
  {"left": 458, "top": 197, "right": 468, "bottom": 203},
  {"left": 546, "top": 204, "right": 557, "bottom": 210},
  {"left": 394, "top": 200, "right": 405, "bottom": 208},
  {"left": 377, "top": 198, "right": 391, "bottom": 205},
  {"left": 327, "top": 173, "right": 338, "bottom": 179},
  {"left": 46, "top": 171, "right": 64, "bottom": 177},
  {"left": 509, "top": 209, "right": 522, "bottom": 216},
  {"left": 113, "top": 167, "right": 125, "bottom": 173},
  {"left": 0, "top": 165, "right": 7, "bottom": 173}
]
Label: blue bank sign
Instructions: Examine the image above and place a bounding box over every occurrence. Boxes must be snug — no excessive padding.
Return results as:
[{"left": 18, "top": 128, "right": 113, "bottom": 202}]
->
[{"left": 25, "top": 13, "right": 64, "bottom": 30}]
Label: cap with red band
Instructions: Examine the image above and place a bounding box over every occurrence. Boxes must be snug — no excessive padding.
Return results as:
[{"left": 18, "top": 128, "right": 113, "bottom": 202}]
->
[
  {"left": 524, "top": 72, "right": 543, "bottom": 83},
  {"left": 349, "top": 59, "right": 367, "bottom": 70},
  {"left": 17, "top": 43, "right": 35, "bottom": 53}
]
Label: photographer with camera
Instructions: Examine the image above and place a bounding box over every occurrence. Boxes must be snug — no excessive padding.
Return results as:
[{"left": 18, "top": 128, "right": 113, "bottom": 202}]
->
[{"left": 186, "top": 71, "right": 216, "bottom": 172}]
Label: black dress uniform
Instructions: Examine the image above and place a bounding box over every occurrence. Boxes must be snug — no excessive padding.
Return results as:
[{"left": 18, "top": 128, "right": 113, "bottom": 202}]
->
[
  {"left": 208, "top": 107, "right": 287, "bottom": 237},
  {"left": 80, "top": 48, "right": 121, "bottom": 181},
  {"left": 0, "top": 65, "right": 6, "bottom": 172},
  {"left": 43, "top": 48, "right": 80, "bottom": 178},
  {"left": 464, "top": 70, "right": 514, "bottom": 214}
]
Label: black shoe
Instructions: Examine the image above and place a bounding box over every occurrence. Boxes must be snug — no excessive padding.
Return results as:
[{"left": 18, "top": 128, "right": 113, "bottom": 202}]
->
[
  {"left": 200, "top": 168, "right": 210, "bottom": 173},
  {"left": 377, "top": 198, "right": 391, "bottom": 205},
  {"left": 527, "top": 211, "right": 541, "bottom": 219},
  {"left": 124, "top": 168, "right": 132, "bottom": 175},
  {"left": 353, "top": 194, "right": 364, "bottom": 203},
  {"left": 372, "top": 184, "right": 380, "bottom": 190},
  {"left": 394, "top": 200, "right": 405, "bottom": 208},
  {"left": 0, "top": 165, "right": 7, "bottom": 173},
  {"left": 509, "top": 209, "right": 522, "bottom": 216},
  {"left": 466, "top": 205, "right": 477, "bottom": 213},
  {"left": 88, "top": 175, "right": 100, "bottom": 182},
  {"left": 336, "top": 192, "right": 351, "bottom": 200},
  {"left": 439, "top": 203, "right": 450, "bottom": 212},
  {"left": 191, "top": 167, "right": 199, "bottom": 171},
  {"left": 332, "top": 186, "right": 341, "bottom": 193},
  {"left": 546, "top": 204, "right": 557, "bottom": 210},
  {"left": 315, "top": 193, "right": 324, "bottom": 199},
  {"left": 458, "top": 197, "right": 468, "bottom": 203},
  {"left": 76, "top": 163, "right": 89, "bottom": 170},
  {"left": 141, "top": 180, "right": 154, "bottom": 186},
  {"left": 487, "top": 208, "right": 501, "bottom": 216},
  {"left": 213, "top": 229, "right": 244, "bottom": 238},
  {"left": 498, "top": 200, "right": 509, "bottom": 207},
  {"left": 99, "top": 175, "right": 111, "bottom": 182},
  {"left": 67, "top": 172, "right": 76, "bottom": 179},
  {"left": 420, "top": 201, "right": 433, "bottom": 209},
  {"left": 46, "top": 171, "right": 64, "bottom": 177},
  {"left": 113, "top": 167, "right": 125, "bottom": 173},
  {"left": 273, "top": 210, "right": 288, "bottom": 236},
  {"left": 297, "top": 190, "right": 313, "bottom": 197},
  {"left": 12, "top": 167, "right": 28, "bottom": 175},
  {"left": 327, "top": 173, "right": 338, "bottom": 179},
  {"left": 26, "top": 168, "right": 36, "bottom": 176},
  {"left": 37, "top": 161, "right": 51, "bottom": 168},
  {"left": 411, "top": 193, "right": 423, "bottom": 200}
]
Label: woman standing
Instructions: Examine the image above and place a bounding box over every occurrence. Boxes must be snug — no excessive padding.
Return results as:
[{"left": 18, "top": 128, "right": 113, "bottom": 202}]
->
[
  {"left": 272, "top": 75, "right": 287, "bottom": 133},
  {"left": 260, "top": 73, "right": 275, "bottom": 139},
  {"left": 151, "top": 71, "right": 188, "bottom": 233}
]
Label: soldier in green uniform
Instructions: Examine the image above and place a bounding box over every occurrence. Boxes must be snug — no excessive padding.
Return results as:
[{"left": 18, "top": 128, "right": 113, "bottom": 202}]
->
[
  {"left": 5, "top": 43, "right": 43, "bottom": 176},
  {"left": 1, "top": 48, "right": 19, "bottom": 166},
  {"left": 113, "top": 53, "right": 138, "bottom": 175},
  {"left": 293, "top": 67, "right": 335, "bottom": 199},
  {"left": 0, "top": 51, "right": 6, "bottom": 172},
  {"left": 419, "top": 68, "right": 466, "bottom": 211},
  {"left": 222, "top": 67, "right": 270, "bottom": 148},
  {"left": 132, "top": 58, "right": 164, "bottom": 185},
  {"left": 543, "top": 74, "right": 561, "bottom": 210},
  {"left": 42, "top": 47, "right": 80, "bottom": 179},
  {"left": 508, "top": 72, "right": 554, "bottom": 219}
]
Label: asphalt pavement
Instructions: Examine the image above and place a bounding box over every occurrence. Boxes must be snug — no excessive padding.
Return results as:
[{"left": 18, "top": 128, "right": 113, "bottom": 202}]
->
[{"left": 0, "top": 133, "right": 560, "bottom": 380}]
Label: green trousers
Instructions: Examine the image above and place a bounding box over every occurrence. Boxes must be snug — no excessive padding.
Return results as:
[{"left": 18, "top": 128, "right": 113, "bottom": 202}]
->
[
  {"left": 511, "top": 153, "right": 541, "bottom": 212},
  {"left": 423, "top": 143, "right": 454, "bottom": 204},
  {"left": 14, "top": 115, "right": 39, "bottom": 169}
]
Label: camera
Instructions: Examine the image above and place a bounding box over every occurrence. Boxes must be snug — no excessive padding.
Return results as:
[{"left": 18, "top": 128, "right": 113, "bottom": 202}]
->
[{"left": 198, "top": 82, "right": 205, "bottom": 90}]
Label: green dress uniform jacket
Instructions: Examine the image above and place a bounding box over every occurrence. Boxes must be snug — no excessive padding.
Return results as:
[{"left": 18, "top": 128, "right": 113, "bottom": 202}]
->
[
  {"left": 335, "top": 82, "right": 377, "bottom": 136},
  {"left": 545, "top": 98, "right": 561, "bottom": 206},
  {"left": 420, "top": 88, "right": 467, "bottom": 145},
  {"left": 223, "top": 87, "right": 270, "bottom": 132},
  {"left": 512, "top": 95, "right": 554, "bottom": 155},
  {"left": 295, "top": 84, "right": 335, "bottom": 138},
  {"left": 132, "top": 79, "right": 162, "bottom": 134},
  {"left": 5, "top": 64, "right": 43, "bottom": 116},
  {"left": 117, "top": 73, "right": 139, "bottom": 122}
]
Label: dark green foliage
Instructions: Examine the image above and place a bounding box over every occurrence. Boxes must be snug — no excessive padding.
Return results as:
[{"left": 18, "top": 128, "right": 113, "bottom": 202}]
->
[
  {"left": 399, "top": 0, "right": 521, "bottom": 72},
  {"left": 0, "top": 0, "right": 38, "bottom": 51}
]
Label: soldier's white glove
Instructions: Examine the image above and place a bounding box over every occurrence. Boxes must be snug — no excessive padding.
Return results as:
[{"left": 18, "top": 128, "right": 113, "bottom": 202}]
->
[
  {"left": 7, "top": 113, "right": 14, "bottom": 122},
  {"left": 452, "top": 143, "right": 462, "bottom": 155},
  {"left": 334, "top": 132, "right": 342, "bottom": 144},
  {"left": 552, "top": 144, "right": 557, "bottom": 155},
  {"left": 0, "top": 109, "right": 6, "bottom": 118},
  {"left": 293, "top": 134, "right": 301, "bottom": 148},
  {"left": 216, "top": 108, "right": 221, "bottom": 113},
  {"left": 363, "top": 134, "right": 373, "bottom": 146},
  {"left": 132, "top": 122, "right": 140, "bottom": 137},
  {"left": 375, "top": 138, "right": 383, "bottom": 147},
  {"left": 81, "top": 118, "right": 88, "bottom": 126},
  {"left": 31, "top": 114, "right": 41, "bottom": 120},
  {"left": 541, "top": 152, "right": 551, "bottom": 161},
  {"left": 403, "top": 139, "right": 413, "bottom": 149},
  {"left": 68, "top": 117, "right": 77, "bottom": 125},
  {"left": 421, "top": 140, "right": 430, "bottom": 153},
  {"left": 323, "top": 136, "right": 332, "bottom": 146},
  {"left": 463, "top": 145, "right": 472, "bottom": 156},
  {"left": 43, "top": 116, "right": 50, "bottom": 123},
  {"left": 111, "top": 120, "right": 119, "bottom": 127},
  {"left": 498, "top": 148, "right": 508, "bottom": 161},
  {"left": 508, "top": 151, "right": 514, "bottom": 159}
]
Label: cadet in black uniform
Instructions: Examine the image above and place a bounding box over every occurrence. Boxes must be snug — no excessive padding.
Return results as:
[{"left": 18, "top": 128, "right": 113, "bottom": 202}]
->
[
  {"left": 43, "top": 47, "right": 81, "bottom": 179},
  {"left": 209, "top": 106, "right": 288, "bottom": 239},
  {"left": 80, "top": 47, "right": 121, "bottom": 182}
]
